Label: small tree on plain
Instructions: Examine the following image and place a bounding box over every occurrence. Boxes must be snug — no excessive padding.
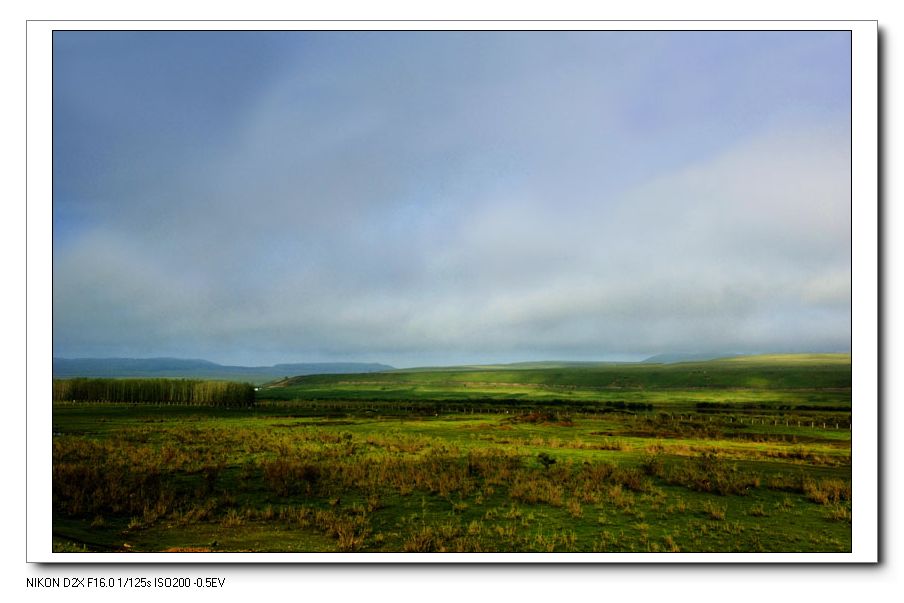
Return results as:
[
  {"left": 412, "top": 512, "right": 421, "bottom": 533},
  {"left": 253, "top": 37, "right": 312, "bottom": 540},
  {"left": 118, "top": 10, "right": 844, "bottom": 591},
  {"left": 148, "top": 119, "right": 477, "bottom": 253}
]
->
[{"left": 538, "top": 452, "right": 556, "bottom": 471}]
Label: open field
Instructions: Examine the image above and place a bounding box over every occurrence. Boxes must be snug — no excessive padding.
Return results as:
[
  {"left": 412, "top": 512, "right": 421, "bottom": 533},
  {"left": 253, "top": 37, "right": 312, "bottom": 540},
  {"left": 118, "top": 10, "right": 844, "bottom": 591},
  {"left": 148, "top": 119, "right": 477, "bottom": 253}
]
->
[{"left": 52, "top": 355, "right": 852, "bottom": 553}]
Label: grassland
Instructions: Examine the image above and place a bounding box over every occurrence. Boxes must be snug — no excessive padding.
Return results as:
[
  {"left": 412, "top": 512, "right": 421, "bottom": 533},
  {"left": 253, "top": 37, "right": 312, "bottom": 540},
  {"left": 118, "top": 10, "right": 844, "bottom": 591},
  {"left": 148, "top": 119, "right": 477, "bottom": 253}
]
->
[{"left": 52, "top": 354, "right": 852, "bottom": 553}]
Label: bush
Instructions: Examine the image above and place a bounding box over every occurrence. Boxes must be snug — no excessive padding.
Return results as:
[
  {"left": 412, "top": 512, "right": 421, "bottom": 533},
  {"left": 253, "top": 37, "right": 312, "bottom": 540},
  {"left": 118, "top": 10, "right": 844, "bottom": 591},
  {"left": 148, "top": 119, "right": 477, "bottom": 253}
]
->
[
  {"left": 260, "top": 459, "right": 321, "bottom": 496},
  {"left": 661, "top": 453, "right": 759, "bottom": 496},
  {"left": 802, "top": 477, "right": 851, "bottom": 505},
  {"left": 640, "top": 452, "right": 665, "bottom": 476},
  {"left": 537, "top": 452, "right": 556, "bottom": 470}
]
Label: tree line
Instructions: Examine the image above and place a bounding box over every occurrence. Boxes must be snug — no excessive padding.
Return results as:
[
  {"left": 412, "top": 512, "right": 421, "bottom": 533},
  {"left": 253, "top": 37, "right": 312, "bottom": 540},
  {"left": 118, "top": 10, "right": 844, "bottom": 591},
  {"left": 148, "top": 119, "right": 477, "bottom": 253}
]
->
[{"left": 52, "top": 378, "right": 256, "bottom": 407}]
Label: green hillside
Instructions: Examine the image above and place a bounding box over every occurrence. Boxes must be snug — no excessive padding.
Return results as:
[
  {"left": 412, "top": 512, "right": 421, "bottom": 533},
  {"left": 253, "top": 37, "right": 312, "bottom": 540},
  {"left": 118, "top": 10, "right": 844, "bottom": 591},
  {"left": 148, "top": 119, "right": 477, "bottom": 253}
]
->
[{"left": 258, "top": 354, "right": 851, "bottom": 405}]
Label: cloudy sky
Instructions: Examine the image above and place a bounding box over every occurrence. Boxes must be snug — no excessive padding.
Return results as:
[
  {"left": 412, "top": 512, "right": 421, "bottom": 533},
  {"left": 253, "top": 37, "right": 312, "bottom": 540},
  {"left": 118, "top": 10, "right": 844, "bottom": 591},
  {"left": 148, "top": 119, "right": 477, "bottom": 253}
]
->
[{"left": 52, "top": 31, "right": 851, "bottom": 367}]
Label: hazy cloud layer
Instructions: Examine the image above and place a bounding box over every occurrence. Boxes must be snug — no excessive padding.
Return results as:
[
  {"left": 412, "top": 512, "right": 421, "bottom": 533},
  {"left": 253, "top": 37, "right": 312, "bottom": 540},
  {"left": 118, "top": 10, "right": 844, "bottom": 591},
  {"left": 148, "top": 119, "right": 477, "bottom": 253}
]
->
[{"left": 53, "top": 31, "right": 852, "bottom": 366}]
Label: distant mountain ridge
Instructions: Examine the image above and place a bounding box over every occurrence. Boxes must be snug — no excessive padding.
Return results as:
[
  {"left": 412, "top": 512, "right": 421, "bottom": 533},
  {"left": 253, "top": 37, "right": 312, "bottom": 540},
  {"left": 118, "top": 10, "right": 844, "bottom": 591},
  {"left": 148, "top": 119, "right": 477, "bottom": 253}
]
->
[
  {"left": 52, "top": 357, "right": 395, "bottom": 384},
  {"left": 642, "top": 352, "right": 745, "bottom": 364}
]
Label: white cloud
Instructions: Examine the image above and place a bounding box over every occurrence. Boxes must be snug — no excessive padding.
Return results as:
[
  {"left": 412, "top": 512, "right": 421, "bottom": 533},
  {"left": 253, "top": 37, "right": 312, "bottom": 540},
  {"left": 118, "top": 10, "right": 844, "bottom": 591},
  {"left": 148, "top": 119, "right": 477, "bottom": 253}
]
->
[{"left": 52, "top": 32, "right": 852, "bottom": 365}]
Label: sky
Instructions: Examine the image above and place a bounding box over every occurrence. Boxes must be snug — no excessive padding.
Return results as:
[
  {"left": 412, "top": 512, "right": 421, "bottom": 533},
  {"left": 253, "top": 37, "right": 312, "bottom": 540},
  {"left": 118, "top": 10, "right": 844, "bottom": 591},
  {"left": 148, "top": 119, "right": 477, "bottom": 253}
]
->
[{"left": 52, "top": 31, "right": 852, "bottom": 367}]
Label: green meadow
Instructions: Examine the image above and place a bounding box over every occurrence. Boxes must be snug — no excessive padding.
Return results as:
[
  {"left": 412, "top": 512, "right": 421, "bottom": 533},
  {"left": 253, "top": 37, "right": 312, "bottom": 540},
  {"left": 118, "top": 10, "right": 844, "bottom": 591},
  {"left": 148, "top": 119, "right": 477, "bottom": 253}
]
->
[{"left": 52, "top": 354, "right": 852, "bottom": 553}]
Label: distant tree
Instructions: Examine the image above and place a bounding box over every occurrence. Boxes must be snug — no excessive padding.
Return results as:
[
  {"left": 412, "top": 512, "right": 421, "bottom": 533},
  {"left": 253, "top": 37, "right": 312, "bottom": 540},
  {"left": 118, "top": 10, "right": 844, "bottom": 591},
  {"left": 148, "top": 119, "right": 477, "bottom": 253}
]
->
[{"left": 537, "top": 452, "right": 556, "bottom": 471}]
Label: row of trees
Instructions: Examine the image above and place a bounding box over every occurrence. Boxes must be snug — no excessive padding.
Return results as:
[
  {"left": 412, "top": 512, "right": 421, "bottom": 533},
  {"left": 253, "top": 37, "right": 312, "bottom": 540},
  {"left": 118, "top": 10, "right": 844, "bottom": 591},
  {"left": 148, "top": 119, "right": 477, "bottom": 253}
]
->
[{"left": 52, "top": 378, "right": 256, "bottom": 407}]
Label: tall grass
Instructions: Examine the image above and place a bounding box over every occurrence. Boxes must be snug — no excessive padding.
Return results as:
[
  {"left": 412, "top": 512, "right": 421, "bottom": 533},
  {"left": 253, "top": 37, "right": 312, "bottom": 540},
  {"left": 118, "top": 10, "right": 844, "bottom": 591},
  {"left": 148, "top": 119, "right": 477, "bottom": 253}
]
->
[{"left": 52, "top": 401, "right": 852, "bottom": 552}]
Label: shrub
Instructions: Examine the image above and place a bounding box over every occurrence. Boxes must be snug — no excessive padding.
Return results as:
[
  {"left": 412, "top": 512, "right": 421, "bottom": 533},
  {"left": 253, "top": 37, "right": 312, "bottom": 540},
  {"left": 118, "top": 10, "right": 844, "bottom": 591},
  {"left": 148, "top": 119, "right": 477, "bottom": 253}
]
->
[
  {"left": 661, "top": 453, "right": 759, "bottom": 496},
  {"left": 747, "top": 504, "right": 768, "bottom": 517},
  {"left": 537, "top": 452, "right": 557, "bottom": 470},
  {"left": 802, "top": 477, "right": 851, "bottom": 505},
  {"left": 260, "top": 459, "right": 321, "bottom": 496},
  {"left": 640, "top": 451, "right": 665, "bottom": 477},
  {"left": 702, "top": 500, "right": 726, "bottom": 521}
]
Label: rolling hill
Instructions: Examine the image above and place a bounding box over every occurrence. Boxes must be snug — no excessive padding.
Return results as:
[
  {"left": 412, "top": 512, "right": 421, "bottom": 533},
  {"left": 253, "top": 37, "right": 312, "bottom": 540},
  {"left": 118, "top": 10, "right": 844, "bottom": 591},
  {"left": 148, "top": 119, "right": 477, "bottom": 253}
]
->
[
  {"left": 259, "top": 353, "right": 852, "bottom": 404},
  {"left": 52, "top": 357, "right": 394, "bottom": 384}
]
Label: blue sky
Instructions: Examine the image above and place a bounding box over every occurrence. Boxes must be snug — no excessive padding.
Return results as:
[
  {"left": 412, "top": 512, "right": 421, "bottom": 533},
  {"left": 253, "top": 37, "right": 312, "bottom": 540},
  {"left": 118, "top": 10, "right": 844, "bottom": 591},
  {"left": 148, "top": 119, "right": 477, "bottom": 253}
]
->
[{"left": 52, "top": 31, "right": 851, "bottom": 367}]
